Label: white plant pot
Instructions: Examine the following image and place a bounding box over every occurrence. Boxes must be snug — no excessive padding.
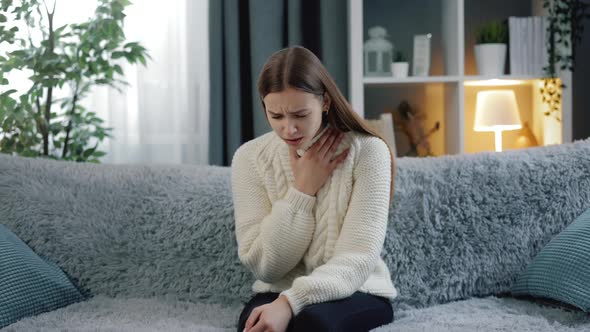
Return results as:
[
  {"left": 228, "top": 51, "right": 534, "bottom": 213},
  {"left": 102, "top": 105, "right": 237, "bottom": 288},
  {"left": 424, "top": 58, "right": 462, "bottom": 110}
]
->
[
  {"left": 475, "top": 43, "right": 507, "bottom": 76},
  {"left": 391, "top": 62, "right": 409, "bottom": 78}
]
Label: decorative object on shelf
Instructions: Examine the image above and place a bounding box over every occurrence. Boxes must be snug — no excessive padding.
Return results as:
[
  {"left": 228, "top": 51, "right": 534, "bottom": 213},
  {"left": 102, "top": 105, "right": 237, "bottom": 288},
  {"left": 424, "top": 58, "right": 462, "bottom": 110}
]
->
[
  {"left": 541, "top": 0, "right": 589, "bottom": 122},
  {"left": 392, "top": 101, "right": 439, "bottom": 157},
  {"left": 363, "top": 26, "right": 393, "bottom": 77},
  {"left": 514, "top": 122, "right": 539, "bottom": 149},
  {"left": 391, "top": 51, "right": 409, "bottom": 78},
  {"left": 508, "top": 16, "right": 548, "bottom": 76},
  {"left": 474, "top": 90, "right": 522, "bottom": 152},
  {"left": 474, "top": 20, "right": 508, "bottom": 76},
  {"left": 412, "top": 34, "right": 431, "bottom": 77}
]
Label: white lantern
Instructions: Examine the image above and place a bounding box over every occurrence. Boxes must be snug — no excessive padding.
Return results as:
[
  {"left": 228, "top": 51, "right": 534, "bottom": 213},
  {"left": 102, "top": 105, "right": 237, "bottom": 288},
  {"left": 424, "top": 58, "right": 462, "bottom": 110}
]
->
[{"left": 364, "top": 26, "right": 393, "bottom": 77}]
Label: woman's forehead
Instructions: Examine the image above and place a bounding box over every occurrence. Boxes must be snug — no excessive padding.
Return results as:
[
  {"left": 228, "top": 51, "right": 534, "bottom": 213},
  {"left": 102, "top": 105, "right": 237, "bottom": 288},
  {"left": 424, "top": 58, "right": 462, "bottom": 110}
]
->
[{"left": 263, "top": 88, "right": 321, "bottom": 110}]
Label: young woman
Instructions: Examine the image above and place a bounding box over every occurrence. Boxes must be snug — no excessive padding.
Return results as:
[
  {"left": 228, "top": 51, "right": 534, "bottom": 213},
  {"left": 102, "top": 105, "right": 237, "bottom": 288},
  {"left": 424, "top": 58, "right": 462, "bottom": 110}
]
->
[{"left": 231, "top": 46, "right": 397, "bottom": 332}]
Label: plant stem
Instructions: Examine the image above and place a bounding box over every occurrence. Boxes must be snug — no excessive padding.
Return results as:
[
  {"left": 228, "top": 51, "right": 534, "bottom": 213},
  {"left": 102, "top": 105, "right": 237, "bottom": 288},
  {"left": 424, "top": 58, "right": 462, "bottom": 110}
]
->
[
  {"left": 41, "top": 1, "right": 56, "bottom": 156},
  {"left": 62, "top": 85, "right": 78, "bottom": 158},
  {"left": 35, "top": 94, "right": 45, "bottom": 154}
]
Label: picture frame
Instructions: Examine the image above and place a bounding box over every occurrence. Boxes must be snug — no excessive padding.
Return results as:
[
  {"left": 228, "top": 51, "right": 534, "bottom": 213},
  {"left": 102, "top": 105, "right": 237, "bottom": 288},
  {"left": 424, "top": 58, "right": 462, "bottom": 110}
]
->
[{"left": 412, "top": 34, "right": 432, "bottom": 77}]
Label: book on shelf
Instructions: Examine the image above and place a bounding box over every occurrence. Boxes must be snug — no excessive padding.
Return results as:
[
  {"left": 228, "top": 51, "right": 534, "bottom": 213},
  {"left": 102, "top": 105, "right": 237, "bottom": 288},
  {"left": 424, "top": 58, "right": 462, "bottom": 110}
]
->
[{"left": 508, "top": 16, "right": 548, "bottom": 76}]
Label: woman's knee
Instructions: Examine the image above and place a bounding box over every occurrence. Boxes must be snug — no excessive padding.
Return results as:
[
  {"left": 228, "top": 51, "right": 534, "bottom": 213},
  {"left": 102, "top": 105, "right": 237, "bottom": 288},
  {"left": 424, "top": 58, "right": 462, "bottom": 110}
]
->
[
  {"left": 290, "top": 305, "right": 332, "bottom": 331},
  {"left": 289, "top": 297, "right": 394, "bottom": 332}
]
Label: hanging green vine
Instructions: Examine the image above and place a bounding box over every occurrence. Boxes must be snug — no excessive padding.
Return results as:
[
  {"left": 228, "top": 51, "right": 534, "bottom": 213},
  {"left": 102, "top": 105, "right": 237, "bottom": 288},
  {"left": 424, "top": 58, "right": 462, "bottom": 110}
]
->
[
  {"left": 540, "top": 79, "right": 562, "bottom": 120},
  {"left": 540, "top": 0, "right": 589, "bottom": 121}
]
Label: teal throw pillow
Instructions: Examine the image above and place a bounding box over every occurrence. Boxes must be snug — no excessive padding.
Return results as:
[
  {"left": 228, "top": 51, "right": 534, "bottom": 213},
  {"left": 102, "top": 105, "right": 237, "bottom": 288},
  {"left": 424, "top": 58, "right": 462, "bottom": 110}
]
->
[
  {"left": 511, "top": 208, "right": 590, "bottom": 312},
  {"left": 0, "top": 224, "right": 85, "bottom": 328}
]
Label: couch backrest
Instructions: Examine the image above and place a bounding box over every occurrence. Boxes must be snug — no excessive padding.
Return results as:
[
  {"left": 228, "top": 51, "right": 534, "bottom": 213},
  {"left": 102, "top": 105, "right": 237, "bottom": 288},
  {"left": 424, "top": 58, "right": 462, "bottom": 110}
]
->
[{"left": 1, "top": 139, "right": 589, "bottom": 308}]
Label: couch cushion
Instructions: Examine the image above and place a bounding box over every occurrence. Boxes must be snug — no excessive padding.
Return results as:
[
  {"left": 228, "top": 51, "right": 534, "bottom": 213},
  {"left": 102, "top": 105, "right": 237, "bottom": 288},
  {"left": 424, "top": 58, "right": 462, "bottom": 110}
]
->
[
  {"left": 511, "top": 208, "right": 590, "bottom": 312},
  {"left": 0, "top": 224, "right": 84, "bottom": 329},
  {"left": 1, "top": 140, "right": 590, "bottom": 310}
]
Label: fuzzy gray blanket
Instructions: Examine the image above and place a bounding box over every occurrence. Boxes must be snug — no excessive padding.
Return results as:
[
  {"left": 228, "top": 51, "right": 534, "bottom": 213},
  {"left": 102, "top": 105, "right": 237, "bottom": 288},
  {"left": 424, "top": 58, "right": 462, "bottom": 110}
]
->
[
  {"left": 1, "top": 139, "right": 590, "bottom": 331},
  {"left": 4, "top": 295, "right": 589, "bottom": 331}
]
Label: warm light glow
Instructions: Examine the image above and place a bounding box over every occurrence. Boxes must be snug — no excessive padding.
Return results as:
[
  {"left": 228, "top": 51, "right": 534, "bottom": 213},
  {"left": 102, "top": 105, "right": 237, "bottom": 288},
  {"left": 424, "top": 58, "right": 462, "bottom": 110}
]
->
[
  {"left": 474, "top": 90, "right": 523, "bottom": 152},
  {"left": 464, "top": 79, "right": 526, "bottom": 86}
]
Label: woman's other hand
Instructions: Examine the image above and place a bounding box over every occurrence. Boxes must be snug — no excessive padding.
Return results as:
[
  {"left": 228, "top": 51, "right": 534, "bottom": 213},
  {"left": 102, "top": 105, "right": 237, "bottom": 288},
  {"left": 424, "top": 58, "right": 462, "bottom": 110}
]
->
[{"left": 243, "top": 295, "right": 293, "bottom": 332}]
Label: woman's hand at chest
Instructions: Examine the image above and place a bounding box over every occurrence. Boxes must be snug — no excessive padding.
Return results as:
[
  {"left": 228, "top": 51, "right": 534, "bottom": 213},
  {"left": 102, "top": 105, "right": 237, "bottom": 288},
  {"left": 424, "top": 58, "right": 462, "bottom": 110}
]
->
[{"left": 290, "top": 128, "right": 349, "bottom": 197}]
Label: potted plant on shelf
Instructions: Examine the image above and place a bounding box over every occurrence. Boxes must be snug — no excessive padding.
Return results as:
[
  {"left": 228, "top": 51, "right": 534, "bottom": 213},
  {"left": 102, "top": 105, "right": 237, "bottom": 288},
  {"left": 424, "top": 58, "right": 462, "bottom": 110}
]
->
[
  {"left": 474, "top": 20, "right": 508, "bottom": 76},
  {"left": 391, "top": 50, "right": 409, "bottom": 78}
]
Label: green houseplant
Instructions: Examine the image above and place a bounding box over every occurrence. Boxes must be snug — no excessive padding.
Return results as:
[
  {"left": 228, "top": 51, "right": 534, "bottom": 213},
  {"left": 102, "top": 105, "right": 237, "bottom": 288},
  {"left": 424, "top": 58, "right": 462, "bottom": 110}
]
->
[
  {"left": 391, "top": 50, "right": 409, "bottom": 78},
  {"left": 0, "top": 0, "right": 149, "bottom": 162},
  {"left": 540, "top": 0, "right": 589, "bottom": 121},
  {"left": 475, "top": 20, "right": 509, "bottom": 44},
  {"left": 474, "top": 20, "right": 509, "bottom": 75},
  {"left": 393, "top": 50, "right": 407, "bottom": 63}
]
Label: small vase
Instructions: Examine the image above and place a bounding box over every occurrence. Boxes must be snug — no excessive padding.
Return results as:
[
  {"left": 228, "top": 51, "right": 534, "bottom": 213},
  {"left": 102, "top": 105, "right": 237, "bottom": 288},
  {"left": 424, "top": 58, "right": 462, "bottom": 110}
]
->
[
  {"left": 391, "top": 62, "right": 409, "bottom": 78},
  {"left": 474, "top": 43, "right": 507, "bottom": 76}
]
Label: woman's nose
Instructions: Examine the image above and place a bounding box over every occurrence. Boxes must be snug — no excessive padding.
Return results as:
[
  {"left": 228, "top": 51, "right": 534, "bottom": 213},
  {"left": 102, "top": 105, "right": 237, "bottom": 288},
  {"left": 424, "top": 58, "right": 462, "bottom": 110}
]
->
[{"left": 285, "top": 121, "right": 298, "bottom": 135}]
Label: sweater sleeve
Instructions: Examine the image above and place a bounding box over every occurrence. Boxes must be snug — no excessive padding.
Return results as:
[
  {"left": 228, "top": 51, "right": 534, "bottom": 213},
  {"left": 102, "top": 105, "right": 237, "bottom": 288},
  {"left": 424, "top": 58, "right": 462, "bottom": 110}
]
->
[
  {"left": 280, "top": 137, "right": 392, "bottom": 315},
  {"left": 231, "top": 144, "right": 317, "bottom": 284}
]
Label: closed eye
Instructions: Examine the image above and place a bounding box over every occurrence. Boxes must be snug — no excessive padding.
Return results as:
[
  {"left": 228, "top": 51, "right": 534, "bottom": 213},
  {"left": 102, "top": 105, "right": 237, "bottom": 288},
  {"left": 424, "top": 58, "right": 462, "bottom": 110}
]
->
[{"left": 270, "top": 114, "right": 308, "bottom": 119}]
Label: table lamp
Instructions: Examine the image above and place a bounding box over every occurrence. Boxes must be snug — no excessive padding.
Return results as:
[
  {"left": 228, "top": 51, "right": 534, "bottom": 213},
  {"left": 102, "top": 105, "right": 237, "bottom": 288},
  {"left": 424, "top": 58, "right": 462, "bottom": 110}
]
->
[{"left": 474, "top": 90, "right": 522, "bottom": 152}]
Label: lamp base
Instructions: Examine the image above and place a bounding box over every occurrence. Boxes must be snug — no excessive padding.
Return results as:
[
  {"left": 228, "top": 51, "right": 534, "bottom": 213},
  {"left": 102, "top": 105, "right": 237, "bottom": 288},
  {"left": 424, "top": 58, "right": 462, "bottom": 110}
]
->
[{"left": 494, "top": 130, "right": 503, "bottom": 152}]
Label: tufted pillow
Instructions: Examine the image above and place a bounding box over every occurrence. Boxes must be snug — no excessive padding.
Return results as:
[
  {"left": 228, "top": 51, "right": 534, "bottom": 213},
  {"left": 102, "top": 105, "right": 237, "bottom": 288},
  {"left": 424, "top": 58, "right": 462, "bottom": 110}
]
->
[
  {"left": 0, "top": 224, "right": 85, "bottom": 329},
  {"left": 511, "top": 208, "right": 590, "bottom": 312}
]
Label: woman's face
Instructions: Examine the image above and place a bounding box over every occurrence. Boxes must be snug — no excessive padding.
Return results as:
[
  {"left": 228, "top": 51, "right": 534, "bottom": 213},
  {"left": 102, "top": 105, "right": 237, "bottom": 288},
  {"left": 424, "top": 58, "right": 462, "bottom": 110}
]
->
[{"left": 263, "top": 87, "right": 330, "bottom": 150}]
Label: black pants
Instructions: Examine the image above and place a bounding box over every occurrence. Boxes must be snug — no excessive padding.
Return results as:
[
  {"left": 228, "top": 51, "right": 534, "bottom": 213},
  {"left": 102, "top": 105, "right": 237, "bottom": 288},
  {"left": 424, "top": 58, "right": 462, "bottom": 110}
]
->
[{"left": 237, "top": 292, "right": 394, "bottom": 332}]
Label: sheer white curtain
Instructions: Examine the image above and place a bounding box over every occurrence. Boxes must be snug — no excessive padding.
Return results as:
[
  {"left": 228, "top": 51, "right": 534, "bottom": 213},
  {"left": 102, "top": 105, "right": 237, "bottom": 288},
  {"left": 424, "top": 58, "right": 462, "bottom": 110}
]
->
[
  {"left": 3, "top": 0, "right": 209, "bottom": 164},
  {"left": 89, "top": 0, "right": 210, "bottom": 165}
]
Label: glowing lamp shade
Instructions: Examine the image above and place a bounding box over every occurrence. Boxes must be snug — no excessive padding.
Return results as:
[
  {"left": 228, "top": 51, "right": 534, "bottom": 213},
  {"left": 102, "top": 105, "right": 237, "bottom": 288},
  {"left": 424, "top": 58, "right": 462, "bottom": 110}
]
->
[{"left": 474, "top": 90, "right": 522, "bottom": 152}]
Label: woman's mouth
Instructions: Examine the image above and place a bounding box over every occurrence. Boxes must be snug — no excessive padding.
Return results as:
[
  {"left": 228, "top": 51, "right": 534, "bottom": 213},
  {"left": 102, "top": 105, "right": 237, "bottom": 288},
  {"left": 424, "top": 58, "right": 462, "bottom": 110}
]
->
[{"left": 284, "top": 137, "right": 303, "bottom": 145}]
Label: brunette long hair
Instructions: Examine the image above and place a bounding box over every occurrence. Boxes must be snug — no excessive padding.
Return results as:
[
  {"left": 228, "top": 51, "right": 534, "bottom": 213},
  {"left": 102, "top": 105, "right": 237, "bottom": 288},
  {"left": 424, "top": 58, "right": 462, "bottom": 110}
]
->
[{"left": 256, "top": 46, "right": 395, "bottom": 203}]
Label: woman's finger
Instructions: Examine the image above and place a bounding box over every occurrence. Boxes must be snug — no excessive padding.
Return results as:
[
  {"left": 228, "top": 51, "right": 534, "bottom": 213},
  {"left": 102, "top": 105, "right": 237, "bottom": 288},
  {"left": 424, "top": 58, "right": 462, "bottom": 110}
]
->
[
  {"left": 248, "top": 319, "right": 267, "bottom": 332},
  {"left": 310, "top": 128, "right": 332, "bottom": 153},
  {"left": 318, "top": 130, "right": 337, "bottom": 158},
  {"left": 330, "top": 148, "right": 350, "bottom": 168},
  {"left": 288, "top": 146, "right": 298, "bottom": 162},
  {"left": 325, "top": 132, "right": 344, "bottom": 160},
  {"left": 245, "top": 307, "right": 262, "bottom": 331}
]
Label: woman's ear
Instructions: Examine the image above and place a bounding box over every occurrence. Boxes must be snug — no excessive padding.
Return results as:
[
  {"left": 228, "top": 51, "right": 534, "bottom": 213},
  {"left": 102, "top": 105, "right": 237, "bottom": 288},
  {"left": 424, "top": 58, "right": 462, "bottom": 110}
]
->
[{"left": 323, "top": 93, "right": 331, "bottom": 112}]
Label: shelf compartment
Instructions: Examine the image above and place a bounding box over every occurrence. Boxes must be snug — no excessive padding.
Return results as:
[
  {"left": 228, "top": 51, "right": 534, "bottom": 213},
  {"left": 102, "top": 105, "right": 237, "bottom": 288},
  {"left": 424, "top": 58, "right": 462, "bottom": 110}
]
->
[
  {"left": 463, "top": 82, "right": 562, "bottom": 153},
  {"left": 363, "top": 0, "right": 462, "bottom": 77},
  {"left": 364, "top": 82, "right": 463, "bottom": 156}
]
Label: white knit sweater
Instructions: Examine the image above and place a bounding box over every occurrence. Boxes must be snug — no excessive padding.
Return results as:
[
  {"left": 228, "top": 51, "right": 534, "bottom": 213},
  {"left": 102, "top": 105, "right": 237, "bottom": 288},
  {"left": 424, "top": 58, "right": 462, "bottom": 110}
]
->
[{"left": 231, "top": 129, "right": 398, "bottom": 315}]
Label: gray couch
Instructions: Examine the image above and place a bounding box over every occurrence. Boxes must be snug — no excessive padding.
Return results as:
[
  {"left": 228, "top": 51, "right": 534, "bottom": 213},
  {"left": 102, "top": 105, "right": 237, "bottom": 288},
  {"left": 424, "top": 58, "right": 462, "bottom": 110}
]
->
[{"left": 1, "top": 139, "right": 590, "bottom": 332}]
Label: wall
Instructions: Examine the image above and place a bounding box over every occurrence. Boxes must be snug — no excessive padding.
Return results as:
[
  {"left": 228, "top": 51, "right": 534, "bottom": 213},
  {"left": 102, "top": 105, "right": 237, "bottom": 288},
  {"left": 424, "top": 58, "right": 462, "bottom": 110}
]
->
[{"left": 573, "top": 14, "right": 590, "bottom": 141}]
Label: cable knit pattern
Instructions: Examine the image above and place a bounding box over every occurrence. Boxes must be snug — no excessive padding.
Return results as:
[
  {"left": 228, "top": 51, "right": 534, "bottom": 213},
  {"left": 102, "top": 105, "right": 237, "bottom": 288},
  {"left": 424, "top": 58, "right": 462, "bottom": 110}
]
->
[{"left": 231, "top": 130, "right": 398, "bottom": 316}]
